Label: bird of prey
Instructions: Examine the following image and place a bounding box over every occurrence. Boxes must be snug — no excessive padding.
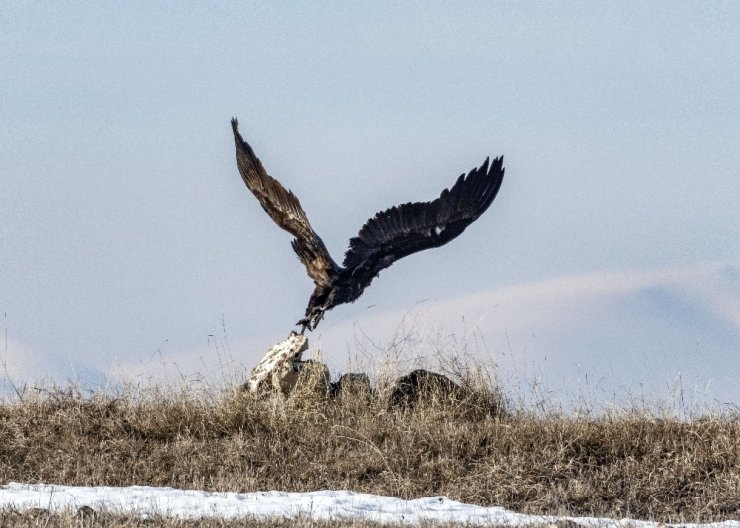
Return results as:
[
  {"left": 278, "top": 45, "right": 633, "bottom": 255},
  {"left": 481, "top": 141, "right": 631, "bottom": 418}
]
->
[{"left": 231, "top": 118, "right": 505, "bottom": 333}]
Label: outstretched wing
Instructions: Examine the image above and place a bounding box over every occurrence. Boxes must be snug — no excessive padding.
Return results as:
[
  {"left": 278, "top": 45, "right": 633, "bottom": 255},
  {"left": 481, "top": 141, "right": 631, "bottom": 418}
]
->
[
  {"left": 232, "top": 118, "right": 338, "bottom": 286},
  {"left": 343, "top": 156, "right": 504, "bottom": 281}
]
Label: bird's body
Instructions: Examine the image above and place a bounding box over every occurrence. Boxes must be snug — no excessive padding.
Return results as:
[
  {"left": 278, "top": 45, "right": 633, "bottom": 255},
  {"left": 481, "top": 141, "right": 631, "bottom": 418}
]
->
[{"left": 231, "top": 118, "right": 505, "bottom": 333}]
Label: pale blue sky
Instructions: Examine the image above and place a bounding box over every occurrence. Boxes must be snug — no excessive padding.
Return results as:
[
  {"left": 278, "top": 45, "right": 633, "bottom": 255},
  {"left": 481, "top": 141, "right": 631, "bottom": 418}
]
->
[{"left": 1, "top": 2, "right": 739, "bottom": 406}]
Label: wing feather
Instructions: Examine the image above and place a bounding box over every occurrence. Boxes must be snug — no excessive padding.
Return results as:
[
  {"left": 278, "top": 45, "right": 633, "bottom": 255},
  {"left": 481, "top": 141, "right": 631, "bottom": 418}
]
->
[
  {"left": 343, "top": 156, "right": 504, "bottom": 280},
  {"left": 232, "top": 118, "right": 338, "bottom": 286}
]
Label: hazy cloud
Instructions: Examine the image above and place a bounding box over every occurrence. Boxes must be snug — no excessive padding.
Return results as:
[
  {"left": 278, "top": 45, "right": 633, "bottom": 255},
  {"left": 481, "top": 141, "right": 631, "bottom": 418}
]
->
[{"left": 104, "top": 260, "right": 740, "bottom": 409}]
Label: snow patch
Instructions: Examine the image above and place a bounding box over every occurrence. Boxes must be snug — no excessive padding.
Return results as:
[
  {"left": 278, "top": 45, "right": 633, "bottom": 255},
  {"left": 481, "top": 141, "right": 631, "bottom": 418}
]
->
[{"left": 1, "top": 483, "right": 738, "bottom": 526}]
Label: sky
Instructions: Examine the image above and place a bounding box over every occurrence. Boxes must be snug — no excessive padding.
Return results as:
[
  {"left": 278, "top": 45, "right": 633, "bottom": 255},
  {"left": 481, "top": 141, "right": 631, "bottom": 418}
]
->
[{"left": 1, "top": 2, "right": 739, "bottom": 408}]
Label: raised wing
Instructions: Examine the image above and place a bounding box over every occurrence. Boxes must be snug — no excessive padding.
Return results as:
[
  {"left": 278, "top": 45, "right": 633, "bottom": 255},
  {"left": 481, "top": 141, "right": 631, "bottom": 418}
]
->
[
  {"left": 342, "top": 156, "right": 504, "bottom": 281},
  {"left": 232, "top": 118, "right": 338, "bottom": 286}
]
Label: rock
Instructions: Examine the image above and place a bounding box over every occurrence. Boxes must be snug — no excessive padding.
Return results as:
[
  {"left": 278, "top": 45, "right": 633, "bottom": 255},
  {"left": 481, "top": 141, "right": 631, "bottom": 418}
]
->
[
  {"left": 388, "top": 369, "right": 464, "bottom": 409},
  {"left": 244, "top": 332, "right": 308, "bottom": 393},
  {"left": 273, "top": 358, "right": 330, "bottom": 395},
  {"left": 76, "top": 506, "right": 98, "bottom": 519},
  {"left": 243, "top": 332, "right": 331, "bottom": 395},
  {"left": 330, "top": 372, "right": 372, "bottom": 399},
  {"left": 388, "top": 369, "right": 508, "bottom": 418}
]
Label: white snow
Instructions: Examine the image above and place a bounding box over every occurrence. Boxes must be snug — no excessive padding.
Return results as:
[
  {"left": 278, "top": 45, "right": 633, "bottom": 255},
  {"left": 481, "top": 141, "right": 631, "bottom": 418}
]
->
[{"left": 1, "top": 483, "right": 739, "bottom": 527}]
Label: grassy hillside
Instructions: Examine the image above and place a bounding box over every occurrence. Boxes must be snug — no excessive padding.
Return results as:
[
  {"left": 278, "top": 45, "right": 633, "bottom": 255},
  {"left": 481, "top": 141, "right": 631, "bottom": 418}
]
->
[{"left": 0, "top": 365, "right": 738, "bottom": 526}]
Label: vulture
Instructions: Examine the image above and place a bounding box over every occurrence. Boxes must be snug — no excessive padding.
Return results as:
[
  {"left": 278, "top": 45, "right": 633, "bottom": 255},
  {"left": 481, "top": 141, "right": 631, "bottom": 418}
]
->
[{"left": 231, "top": 118, "right": 505, "bottom": 333}]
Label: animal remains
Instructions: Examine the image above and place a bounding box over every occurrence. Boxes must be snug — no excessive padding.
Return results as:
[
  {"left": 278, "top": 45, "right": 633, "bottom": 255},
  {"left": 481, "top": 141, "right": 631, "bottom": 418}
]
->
[{"left": 231, "top": 118, "right": 505, "bottom": 333}]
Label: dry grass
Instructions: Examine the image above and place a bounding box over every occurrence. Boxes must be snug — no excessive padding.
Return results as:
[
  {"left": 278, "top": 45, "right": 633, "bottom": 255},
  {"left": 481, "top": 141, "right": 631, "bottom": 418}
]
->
[
  {"left": 0, "top": 366, "right": 738, "bottom": 526},
  {"left": 0, "top": 509, "right": 483, "bottom": 528}
]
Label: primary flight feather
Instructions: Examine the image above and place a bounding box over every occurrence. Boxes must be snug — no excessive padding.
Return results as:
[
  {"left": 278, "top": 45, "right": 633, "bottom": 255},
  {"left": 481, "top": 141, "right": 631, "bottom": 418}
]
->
[{"left": 231, "top": 118, "right": 505, "bottom": 333}]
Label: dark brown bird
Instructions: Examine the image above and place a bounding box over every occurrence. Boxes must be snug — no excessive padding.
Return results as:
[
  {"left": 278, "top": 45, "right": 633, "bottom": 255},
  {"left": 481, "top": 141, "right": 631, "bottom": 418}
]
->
[{"left": 231, "top": 118, "right": 505, "bottom": 333}]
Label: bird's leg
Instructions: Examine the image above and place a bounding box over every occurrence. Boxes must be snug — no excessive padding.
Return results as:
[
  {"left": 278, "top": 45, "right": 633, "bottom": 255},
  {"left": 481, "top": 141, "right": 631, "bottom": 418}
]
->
[
  {"left": 311, "top": 311, "right": 325, "bottom": 331},
  {"left": 296, "top": 309, "right": 325, "bottom": 334},
  {"left": 296, "top": 317, "right": 310, "bottom": 335}
]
